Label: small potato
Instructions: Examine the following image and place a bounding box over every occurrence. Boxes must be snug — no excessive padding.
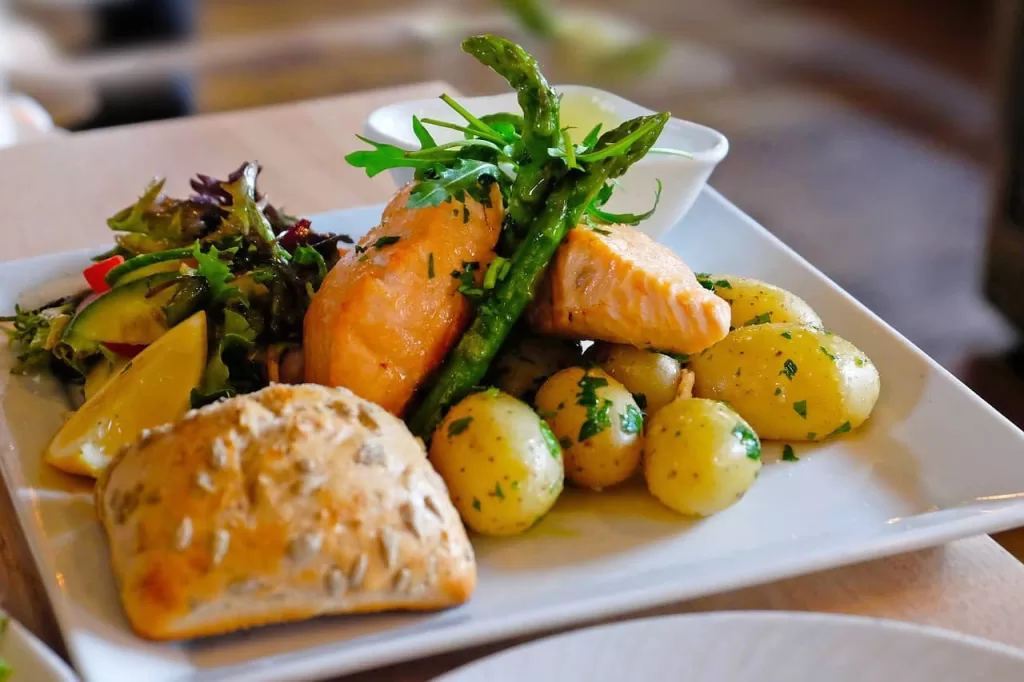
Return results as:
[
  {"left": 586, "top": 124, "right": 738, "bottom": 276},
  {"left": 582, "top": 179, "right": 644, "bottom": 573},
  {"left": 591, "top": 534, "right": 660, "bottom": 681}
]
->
[
  {"left": 689, "top": 323, "right": 880, "bottom": 441},
  {"left": 535, "top": 367, "right": 644, "bottom": 490},
  {"left": 583, "top": 342, "right": 684, "bottom": 416},
  {"left": 489, "top": 334, "right": 582, "bottom": 401},
  {"left": 645, "top": 398, "right": 762, "bottom": 516},
  {"left": 430, "top": 390, "right": 563, "bottom": 536},
  {"left": 697, "top": 274, "right": 822, "bottom": 329}
]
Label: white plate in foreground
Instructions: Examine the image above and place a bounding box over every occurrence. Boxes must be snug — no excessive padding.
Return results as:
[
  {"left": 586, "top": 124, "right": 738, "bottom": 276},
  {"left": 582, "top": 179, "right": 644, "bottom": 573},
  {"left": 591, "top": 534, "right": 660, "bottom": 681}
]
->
[
  {"left": 3, "top": 188, "right": 1024, "bottom": 682},
  {"left": 0, "top": 611, "right": 77, "bottom": 682},
  {"left": 438, "top": 611, "right": 1024, "bottom": 681}
]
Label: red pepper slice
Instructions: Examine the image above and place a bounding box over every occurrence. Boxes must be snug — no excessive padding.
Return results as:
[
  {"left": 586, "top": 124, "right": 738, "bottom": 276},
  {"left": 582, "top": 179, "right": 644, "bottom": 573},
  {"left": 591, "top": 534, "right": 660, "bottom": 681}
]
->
[{"left": 83, "top": 256, "right": 125, "bottom": 294}]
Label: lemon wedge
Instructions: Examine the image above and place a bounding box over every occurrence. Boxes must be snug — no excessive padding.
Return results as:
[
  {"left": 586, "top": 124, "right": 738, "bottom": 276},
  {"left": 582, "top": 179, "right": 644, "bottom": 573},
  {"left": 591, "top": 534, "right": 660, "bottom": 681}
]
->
[{"left": 46, "top": 311, "right": 208, "bottom": 478}]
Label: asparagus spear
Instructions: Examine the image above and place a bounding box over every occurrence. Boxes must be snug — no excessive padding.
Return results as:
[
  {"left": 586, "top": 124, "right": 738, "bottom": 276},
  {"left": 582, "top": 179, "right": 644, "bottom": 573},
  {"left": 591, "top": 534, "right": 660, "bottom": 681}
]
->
[
  {"left": 408, "top": 113, "right": 669, "bottom": 438},
  {"left": 461, "top": 35, "right": 562, "bottom": 242}
]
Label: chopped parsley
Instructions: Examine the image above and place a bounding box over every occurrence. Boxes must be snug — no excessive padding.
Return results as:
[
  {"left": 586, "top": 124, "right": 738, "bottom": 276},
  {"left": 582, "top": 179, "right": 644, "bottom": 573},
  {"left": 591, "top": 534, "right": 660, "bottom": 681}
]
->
[
  {"left": 780, "top": 330, "right": 792, "bottom": 340},
  {"left": 854, "top": 356, "right": 868, "bottom": 367},
  {"left": 472, "top": 498, "right": 481, "bottom": 512},
  {"left": 493, "top": 482, "right": 505, "bottom": 499},
  {"left": 732, "top": 423, "right": 761, "bottom": 460},
  {"left": 828, "top": 421, "right": 852, "bottom": 437},
  {"left": 696, "top": 274, "right": 732, "bottom": 292},
  {"left": 591, "top": 227, "right": 612, "bottom": 236},
  {"left": 576, "top": 371, "right": 613, "bottom": 441},
  {"left": 820, "top": 346, "right": 838, "bottom": 361},
  {"left": 742, "top": 312, "right": 773, "bottom": 326},
  {"left": 452, "top": 261, "right": 483, "bottom": 299},
  {"left": 782, "top": 444, "right": 799, "bottom": 461},
  {"left": 559, "top": 435, "right": 573, "bottom": 450},
  {"left": 447, "top": 416, "right": 473, "bottom": 437},
  {"left": 373, "top": 235, "right": 401, "bottom": 249},
  {"left": 807, "top": 431, "right": 817, "bottom": 440},
  {"left": 482, "top": 256, "right": 511, "bottom": 290},
  {"left": 539, "top": 420, "right": 562, "bottom": 459},
  {"left": 537, "top": 410, "right": 559, "bottom": 420},
  {"left": 780, "top": 359, "right": 798, "bottom": 380},
  {"left": 354, "top": 244, "right": 367, "bottom": 254},
  {"left": 632, "top": 392, "right": 648, "bottom": 410},
  {"left": 427, "top": 252, "right": 435, "bottom": 279},
  {"left": 774, "top": 386, "right": 782, "bottom": 396},
  {"left": 620, "top": 404, "right": 643, "bottom": 434},
  {"left": 793, "top": 400, "right": 808, "bottom": 419}
]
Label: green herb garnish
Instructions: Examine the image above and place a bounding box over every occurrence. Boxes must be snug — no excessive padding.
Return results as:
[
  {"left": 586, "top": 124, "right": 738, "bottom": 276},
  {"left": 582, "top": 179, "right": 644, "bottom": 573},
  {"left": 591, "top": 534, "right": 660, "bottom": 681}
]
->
[
  {"left": 620, "top": 404, "right": 643, "bottom": 435},
  {"left": 576, "top": 371, "right": 613, "bottom": 441},
  {"left": 828, "top": 421, "right": 852, "bottom": 437},
  {"left": 782, "top": 444, "right": 799, "bottom": 461},
  {"left": 780, "top": 359, "right": 798, "bottom": 380},
  {"left": 742, "top": 312, "right": 773, "bottom": 327},
  {"left": 793, "top": 400, "right": 808, "bottom": 419},
  {"left": 447, "top": 416, "right": 473, "bottom": 437},
  {"left": 732, "top": 422, "right": 761, "bottom": 460}
]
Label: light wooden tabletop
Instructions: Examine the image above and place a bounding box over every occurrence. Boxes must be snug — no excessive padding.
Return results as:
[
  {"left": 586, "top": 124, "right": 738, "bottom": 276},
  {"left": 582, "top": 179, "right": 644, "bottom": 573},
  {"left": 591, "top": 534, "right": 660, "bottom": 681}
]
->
[{"left": 2, "top": 82, "right": 1024, "bottom": 681}]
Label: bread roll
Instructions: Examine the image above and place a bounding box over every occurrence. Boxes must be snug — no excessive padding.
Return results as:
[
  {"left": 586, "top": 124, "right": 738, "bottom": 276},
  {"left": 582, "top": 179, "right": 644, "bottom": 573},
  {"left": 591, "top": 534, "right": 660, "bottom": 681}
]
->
[{"left": 95, "top": 383, "right": 476, "bottom": 640}]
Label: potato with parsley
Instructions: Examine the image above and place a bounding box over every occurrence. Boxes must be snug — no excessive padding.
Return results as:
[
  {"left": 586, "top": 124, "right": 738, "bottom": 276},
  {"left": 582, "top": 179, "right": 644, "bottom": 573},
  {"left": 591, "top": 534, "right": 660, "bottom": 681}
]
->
[
  {"left": 644, "top": 398, "right": 762, "bottom": 516},
  {"left": 534, "top": 367, "right": 644, "bottom": 490},
  {"left": 489, "top": 333, "right": 582, "bottom": 401},
  {"left": 697, "top": 274, "right": 821, "bottom": 329},
  {"left": 689, "top": 323, "right": 880, "bottom": 441},
  {"left": 583, "top": 342, "right": 685, "bottom": 415},
  {"left": 430, "top": 389, "right": 564, "bottom": 536}
]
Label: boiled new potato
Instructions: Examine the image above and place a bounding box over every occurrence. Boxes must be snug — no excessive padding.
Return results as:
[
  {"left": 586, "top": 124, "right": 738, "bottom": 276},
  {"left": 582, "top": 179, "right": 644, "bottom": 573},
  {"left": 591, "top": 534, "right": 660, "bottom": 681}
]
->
[
  {"left": 489, "top": 334, "right": 581, "bottom": 401},
  {"left": 644, "top": 398, "right": 762, "bottom": 516},
  {"left": 430, "top": 389, "right": 563, "bottom": 536},
  {"left": 583, "top": 342, "right": 684, "bottom": 415},
  {"left": 689, "top": 323, "right": 880, "bottom": 441},
  {"left": 534, "top": 367, "right": 643, "bottom": 490},
  {"left": 697, "top": 274, "right": 821, "bottom": 329},
  {"left": 46, "top": 311, "right": 207, "bottom": 478}
]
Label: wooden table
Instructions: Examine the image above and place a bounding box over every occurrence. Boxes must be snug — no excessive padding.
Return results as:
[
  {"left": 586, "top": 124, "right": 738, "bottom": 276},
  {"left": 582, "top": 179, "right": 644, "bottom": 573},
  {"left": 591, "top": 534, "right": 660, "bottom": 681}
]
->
[{"left": 2, "top": 83, "right": 1024, "bottom": 680}]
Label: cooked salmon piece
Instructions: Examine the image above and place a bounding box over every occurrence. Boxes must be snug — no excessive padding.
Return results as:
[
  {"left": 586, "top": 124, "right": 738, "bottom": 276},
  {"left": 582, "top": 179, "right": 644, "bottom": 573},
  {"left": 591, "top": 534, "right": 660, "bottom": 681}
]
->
[
  {"left": 527, "top": 223, "right": 730, "bottom": 354},
  {"left": 304, "top": 184, "right": 503, "bottom": 414}
]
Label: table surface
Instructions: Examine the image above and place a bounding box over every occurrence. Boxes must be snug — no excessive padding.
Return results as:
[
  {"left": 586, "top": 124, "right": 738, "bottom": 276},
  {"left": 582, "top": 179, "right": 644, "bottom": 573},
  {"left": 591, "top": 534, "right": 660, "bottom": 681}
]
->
[{"left": 2, "top": 82, "right": 1024, "bottom": 681}]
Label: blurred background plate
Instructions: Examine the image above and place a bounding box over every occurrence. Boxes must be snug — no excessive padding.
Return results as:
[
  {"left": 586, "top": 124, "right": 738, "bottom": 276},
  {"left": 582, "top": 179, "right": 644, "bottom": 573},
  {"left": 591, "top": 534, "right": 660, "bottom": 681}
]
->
[{"left": 437, "top": 611, "right": 1024, "bottom": 682}]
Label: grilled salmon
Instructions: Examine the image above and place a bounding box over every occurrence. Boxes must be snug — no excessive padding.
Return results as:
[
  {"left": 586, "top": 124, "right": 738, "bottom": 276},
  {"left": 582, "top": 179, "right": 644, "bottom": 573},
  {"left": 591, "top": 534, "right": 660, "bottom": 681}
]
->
[
  {"left": 304, "top": 184, "right": 503, "bottom": 414},
  {"left": 527, "top": 223, "right": 730, "bottom": 354}
]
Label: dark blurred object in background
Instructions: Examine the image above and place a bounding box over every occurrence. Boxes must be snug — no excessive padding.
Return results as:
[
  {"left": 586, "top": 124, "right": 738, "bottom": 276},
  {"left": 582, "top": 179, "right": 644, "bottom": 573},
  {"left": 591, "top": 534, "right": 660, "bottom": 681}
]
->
[
  {"left": 986, "top": 0, "right": 1024, "bottom": 333},
  {"left": 76, "top": 0, "right": 196, "bottom": 128}
]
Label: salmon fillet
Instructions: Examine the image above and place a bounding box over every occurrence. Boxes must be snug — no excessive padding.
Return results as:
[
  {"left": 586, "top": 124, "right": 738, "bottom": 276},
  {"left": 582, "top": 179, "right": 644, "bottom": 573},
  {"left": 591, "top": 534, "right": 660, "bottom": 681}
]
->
[
  {"left": 304, "top": 184, "right": 503, "bottom": 414},
  {"left": 527, "top": 223, "right": 730, "bottom": 354}
]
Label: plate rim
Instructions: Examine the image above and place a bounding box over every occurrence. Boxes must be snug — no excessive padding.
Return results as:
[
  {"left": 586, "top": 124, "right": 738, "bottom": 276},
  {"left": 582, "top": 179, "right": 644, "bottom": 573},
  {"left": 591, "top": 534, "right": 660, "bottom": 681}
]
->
[
  {"left": 4, "top": 188, "right": 1024, "bottom": 681},
  {"left": 436, "top": 610, "right": 1024, "bottom": 681}
]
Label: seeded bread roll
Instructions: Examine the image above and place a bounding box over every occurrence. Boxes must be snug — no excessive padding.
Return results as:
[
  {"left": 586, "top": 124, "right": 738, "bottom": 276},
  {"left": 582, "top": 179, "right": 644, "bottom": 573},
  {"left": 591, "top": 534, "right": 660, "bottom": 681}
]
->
[{"left": 95, "top": 383, "right": 476, "bottom": 640}]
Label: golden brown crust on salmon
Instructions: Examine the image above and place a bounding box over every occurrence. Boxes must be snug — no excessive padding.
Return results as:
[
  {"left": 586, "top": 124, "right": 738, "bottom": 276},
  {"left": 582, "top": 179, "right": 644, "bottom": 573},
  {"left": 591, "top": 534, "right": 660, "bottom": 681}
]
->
[
  {"left": 303, "top": 184, "right": 503, "bottom": 414},
  {"left": 528, "top": 223, "right": 730, "bottom": 354}
]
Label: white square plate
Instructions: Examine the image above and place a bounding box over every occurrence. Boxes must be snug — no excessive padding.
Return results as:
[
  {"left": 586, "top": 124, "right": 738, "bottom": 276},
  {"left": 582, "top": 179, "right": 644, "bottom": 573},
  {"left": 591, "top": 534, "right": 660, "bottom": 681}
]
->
[{"left": 3, "top": 188, "right": 1024, "bottom": 682}]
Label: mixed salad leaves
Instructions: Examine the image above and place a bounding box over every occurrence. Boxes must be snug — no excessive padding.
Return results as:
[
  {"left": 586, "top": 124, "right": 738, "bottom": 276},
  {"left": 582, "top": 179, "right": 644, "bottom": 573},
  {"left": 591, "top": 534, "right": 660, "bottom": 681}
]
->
[{"left": 2, "top": 162, "right": 350, "bottom": 406}]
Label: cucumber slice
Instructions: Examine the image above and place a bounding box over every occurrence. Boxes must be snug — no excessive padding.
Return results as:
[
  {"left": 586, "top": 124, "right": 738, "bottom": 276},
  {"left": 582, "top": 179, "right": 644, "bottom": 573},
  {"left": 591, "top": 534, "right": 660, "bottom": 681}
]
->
[
  {"left": 105, "top": 247, "right": 192, "bottom": 286},
  {"left": 60, "top": 272, "right": 183, "bottom": 359}
]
